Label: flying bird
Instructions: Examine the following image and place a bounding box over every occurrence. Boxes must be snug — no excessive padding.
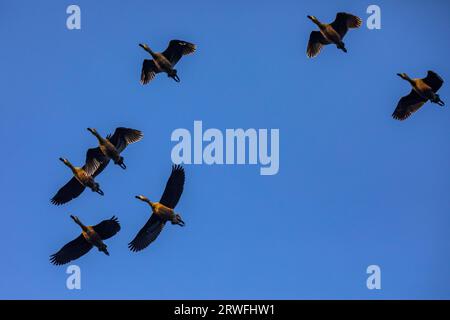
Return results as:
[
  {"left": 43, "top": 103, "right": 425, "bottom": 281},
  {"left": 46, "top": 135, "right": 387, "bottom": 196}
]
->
[
  {"left": 51, "top": 157, "right": 104, "bottom": 206},
  {"left": 50, "top": 215, "right": 121, "bottom": 265},
  {"left": 306, "top": 12, "right": 362, "bottom": 58},
  {"left": 139, "top": 40, "right": 196, "bottom": 84},
  {"left": 128, "top": 165, "right": 185, "bottom": 252},
  {"left": 86, "top": 127, "right": 143, "bottom": 173},
  {"left": 393, "top": 71, "right": 445, "bottom": 121}
]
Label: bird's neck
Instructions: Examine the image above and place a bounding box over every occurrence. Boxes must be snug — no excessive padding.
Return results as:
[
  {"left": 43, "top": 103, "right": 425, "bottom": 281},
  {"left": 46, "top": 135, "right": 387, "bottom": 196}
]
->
[
  {"left": 313, "top": 19, "right": 323, "bottom": 28},
  {"left": 75, "top": 220, "right": 88, "bottom": 232},
  {"left": 64, "top": 161, "right": 76, "bottom": 171},
  {"left": 92, "top": 132, "right": 105, "bottom": 143}
]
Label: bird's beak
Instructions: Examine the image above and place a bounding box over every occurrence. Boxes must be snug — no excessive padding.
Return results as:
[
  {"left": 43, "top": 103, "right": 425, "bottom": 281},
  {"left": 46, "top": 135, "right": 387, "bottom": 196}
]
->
[
  {"left": 396, "top": 73, "right": 402, "bottom": 77},
  {"left": 119, "top": 162, "right": 127, "bottom": 169}
]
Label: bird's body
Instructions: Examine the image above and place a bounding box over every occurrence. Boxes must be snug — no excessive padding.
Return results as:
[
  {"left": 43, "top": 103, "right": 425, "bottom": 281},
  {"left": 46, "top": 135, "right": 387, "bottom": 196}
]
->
[
  {"left": 51, "top": 158, "right": 103, "bottom": 205},
  {"left": 143, "top": 200, "right": 183, "bottom": 224},
  {"left": 149, "top": 51, "right": 173, "bottom": 74},
  {"left": 99, "top": 138, "right": 118, "bottom": 161},
  {"left": 82, "top": 226, "right": 105, "bottom": 249},
  {"left": 129, "top": 165, "right": 186, "bottom": 252},
  {"left": 50, "top": 215, "right": 121, "bottom": 265},
  {"left": 139, "top": 40, "right": 196, "bottom": 84},
  {"left": 393, "top": 71, "right": 445, "bottom": 121},
  {"left": 320, "top": 24, "right": 342, "bottom": 46},
  {"left": 411, "top": 79, "right": 439, "bottom": 101},
  {"left": 86, "top": 127, "right": 143, "bottom": 172},
  {"left": 307, "top": 13, "right": 362, "bottom": 58},
  {"left": 72, "top": 166, "right": 97, "bottom": 189}
]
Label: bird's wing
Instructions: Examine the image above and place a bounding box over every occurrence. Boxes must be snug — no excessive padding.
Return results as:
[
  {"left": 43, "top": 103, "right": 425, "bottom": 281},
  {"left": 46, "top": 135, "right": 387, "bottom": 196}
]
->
[
  {"left": 422, "top": 70, "right": 444, "bottom": 92},
  {"left": 330, "top": 12, "right": 362, "bottom": 38},
  {"left": 50, "top": 234, "right": 93, "bottom": 265},
  {"left": 128, "top": 214, "right": 166, "bottom": 252},
  {"left": 84, "top": 147, "right": 110, "bottom": 178},
  {"left": 92, "top": 216, "right": 121, "bottom": 240},
  {"left": 141, "top": 59, "right": 160, "bottom": 85},
  {"left": 84, "top": 147, "right": 106, "bottom": 176},
  {"left": 51, "top": 177, "right": 86, "bottom": 205},
  {"left": 307, "top": 31, "right": 330, "bottom": 58},
  {"left": 392, "top": 90, "right": 427, "bottom": 121},
  {"left": 159, "top": 165, "right": 185, "bottom": 209},
  {"left": 107, "top": 127, "right": 143, "bottom": 154},
  {"left": 162, "top": 40, "right": 196, "bottom": 66}
]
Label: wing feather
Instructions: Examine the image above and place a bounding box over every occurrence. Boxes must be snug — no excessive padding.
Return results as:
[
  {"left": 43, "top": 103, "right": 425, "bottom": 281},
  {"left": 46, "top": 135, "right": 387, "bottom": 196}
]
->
[
  {"left": 50, "top": 234, "right": 93, "bottom": 265},
  {"left": 162, "top": 40, "right": 196, "bottom": 66},
  {"left": 51, "top": 177, "right": 85, "bottom": 206},
  {"left": 128, "top": 214, "right": 165, "bottom": 252},
  {"left": 392, "top": 90, "right": 426, "bottom": 121},
  {"left": 92, "top": 216, "right": 121, "bottom": 240},
  {"left": 159, "top": 165, "right": 185, "bottom": 209}
]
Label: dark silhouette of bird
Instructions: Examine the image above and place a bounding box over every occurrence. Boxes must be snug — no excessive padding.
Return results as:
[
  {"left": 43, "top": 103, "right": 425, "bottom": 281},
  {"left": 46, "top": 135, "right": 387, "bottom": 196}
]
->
[
  {"left": 129, "top": 165, "right": 185, "bottom": 252},
  {"left": 50, "top": 215, "right": 121, "bottom": 265},
  {"left": 85, "top": 127, "right": 143, "bottom": 174},
  {"left": 307, "top": 12, "right": 362, "bottom": 58},
  {"left": 139, "top": 40, "right": 196, "bottom": 84},
  {"left": 51, "top": 157, "right": 104, "bottom": 206},
  {"left": 393, "top": 71, "right": 445, "bottom": 121}
]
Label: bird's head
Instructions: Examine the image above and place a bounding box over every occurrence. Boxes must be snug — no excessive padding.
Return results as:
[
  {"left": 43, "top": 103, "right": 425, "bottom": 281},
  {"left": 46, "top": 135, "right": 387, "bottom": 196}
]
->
[
  {"left": 70, "top": 214, "right": 79, "bottom": 222},
  {"left": 59, "top": 157, "right": 71, "bottom": 167},
  {"left": 139, "top": 43, "right": 151, "bottom": 52},
  {"left": 397, "top": 73, "right": 410, "bottom": 81},
  {"left": 307, "top": 15, "right": 320, "bottom": 24},
  {"left": 70, "top": 215, "right": 87, "bottom": 230},
  {"left": 135, "top": 195, "right": 153, "bottom": 206}
]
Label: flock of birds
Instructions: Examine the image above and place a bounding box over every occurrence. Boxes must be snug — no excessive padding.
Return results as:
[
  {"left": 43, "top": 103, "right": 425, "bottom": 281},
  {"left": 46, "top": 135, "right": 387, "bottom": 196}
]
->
[{"left": 50, "top": 11, "right": 445, "bottom": 266}]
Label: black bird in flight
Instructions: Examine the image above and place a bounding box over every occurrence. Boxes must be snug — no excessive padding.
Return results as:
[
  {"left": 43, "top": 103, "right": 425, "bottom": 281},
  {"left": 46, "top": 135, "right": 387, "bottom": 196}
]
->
[
  {"left": 129, "top": 165, "right": 186, "bottom": 252},
  {"left": 393, "top": 71, "right": 445, "bottom": 120},
  {"left": 50, "top": 215, "right": 121, "bottom": 265},
  {"left": 51, "top": 157, "right": 104, "bottom": 206},
  {"left": 139, "top": 40, "right": 196, "bottom": 84},
  {"left": 86, "top": 127, "right": 143, "bottom": 173},
  {"left": 307, "top": 12, "right": 362, "bottom": 58}
]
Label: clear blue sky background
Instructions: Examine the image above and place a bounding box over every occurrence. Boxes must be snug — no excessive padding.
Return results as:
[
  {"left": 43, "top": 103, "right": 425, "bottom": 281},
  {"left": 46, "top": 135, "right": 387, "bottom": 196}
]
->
[{"left": 0, "top": 0, "right": 449, "bottom": 299}]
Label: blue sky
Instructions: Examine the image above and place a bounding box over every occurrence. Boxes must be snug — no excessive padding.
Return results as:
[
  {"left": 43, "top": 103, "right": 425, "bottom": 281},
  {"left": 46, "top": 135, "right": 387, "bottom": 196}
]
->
[{"left": 0, "top": 0, "right": 449, "bottom": 299}]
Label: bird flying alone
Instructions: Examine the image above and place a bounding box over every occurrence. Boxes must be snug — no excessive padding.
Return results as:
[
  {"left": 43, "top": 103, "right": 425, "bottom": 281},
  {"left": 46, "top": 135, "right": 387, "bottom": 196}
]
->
[
  {"left": 50, "top": 215, "right": 121, "bottom": 265},
  {"left": 307, "top": 12, "right": 362, "bottom": 58},
  {"left": 392, "top": 71, "right": 445, "bottom": 121},
  {"left": 86, "top": 127, "right": 143, "bottom": 174},
  {"left": 128, "top": 165, "right": 185, "bottom": 252},
  {"left": 51, "top": 157, "right": 104, "bottom": 206},
  {"left": 139, "top": 40, "right": 196, "bottom": 84}
]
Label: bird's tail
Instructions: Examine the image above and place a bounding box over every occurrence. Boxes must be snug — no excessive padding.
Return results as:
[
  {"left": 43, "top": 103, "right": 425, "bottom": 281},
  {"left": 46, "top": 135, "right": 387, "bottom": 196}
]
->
[
  {"left": 169, "top": 70, "right": 180, "bottom": 82},
  {"left": 93, "top": 183, "right": 104, "bottom": 196},
  {"left": 172, "top": 214, "right": 185, "bottom": 226},
  {"left": 100, "top": 246, "right": 109, "bottom": 256},
  {"left": 432, "top": 94, "right": 445, "bottom": 106},
  {"left": 338, "top": 42, "right": 347, "bottom": 53}
]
